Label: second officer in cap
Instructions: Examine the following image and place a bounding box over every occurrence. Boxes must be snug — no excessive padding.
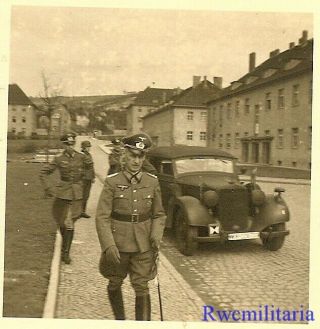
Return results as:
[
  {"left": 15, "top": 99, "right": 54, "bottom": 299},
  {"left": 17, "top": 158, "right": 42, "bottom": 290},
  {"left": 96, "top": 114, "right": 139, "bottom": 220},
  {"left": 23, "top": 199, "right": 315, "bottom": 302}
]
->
[
  {"left": 96, "top": 132, "right": 166, "bottom": 321},
  {"left": 80, "top": 140, "right": 95, "bottom": 218}
]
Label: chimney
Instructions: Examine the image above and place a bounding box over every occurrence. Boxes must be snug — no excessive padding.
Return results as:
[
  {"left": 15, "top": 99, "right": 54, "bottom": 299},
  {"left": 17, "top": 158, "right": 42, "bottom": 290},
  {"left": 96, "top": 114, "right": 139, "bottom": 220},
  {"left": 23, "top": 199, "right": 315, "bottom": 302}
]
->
[
  {"left": 269, "top": 49, "right": 280, "bottom": 58},
  {"left": 203, "top": 76, "right": 207, "bottom": 81},
  {"left": 289, "top": 42, "right": 295, "bottom": 49},
  {"left": 213, "top": 77, "right": 222, "bottom": 89},
  {"left": 193, "top": 76, "right": 201, "bottom": 87},
  {"left": 249, "top": 52, "right": 256, "bottom": 72},
  {"left": 302, "top": 30, "right": 308, "bottom": 42}
]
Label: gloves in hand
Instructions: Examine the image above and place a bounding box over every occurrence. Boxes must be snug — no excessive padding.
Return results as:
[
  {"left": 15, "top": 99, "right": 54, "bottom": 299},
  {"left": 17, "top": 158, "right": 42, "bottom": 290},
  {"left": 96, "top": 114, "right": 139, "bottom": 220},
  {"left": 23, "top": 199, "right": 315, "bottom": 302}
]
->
[
  {"left": 150, "top": 237, "right": 161, "bottom": 252},
  {"left": 105, "top": 245, "right": 121, "bottom": 264}
]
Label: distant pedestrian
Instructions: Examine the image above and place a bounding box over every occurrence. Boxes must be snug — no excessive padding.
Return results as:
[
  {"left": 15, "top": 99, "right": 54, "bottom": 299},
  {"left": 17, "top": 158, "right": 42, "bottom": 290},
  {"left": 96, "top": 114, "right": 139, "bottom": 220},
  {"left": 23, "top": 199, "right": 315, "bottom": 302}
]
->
[
  {"left": 80, "top": 140, "right": 95, "bottom": 218},
  {"left": 96, "top": 132, "right": 166, "bottom": 321},
  {"left": 40, "top": 133, "right": 90, "bottom": 264}
]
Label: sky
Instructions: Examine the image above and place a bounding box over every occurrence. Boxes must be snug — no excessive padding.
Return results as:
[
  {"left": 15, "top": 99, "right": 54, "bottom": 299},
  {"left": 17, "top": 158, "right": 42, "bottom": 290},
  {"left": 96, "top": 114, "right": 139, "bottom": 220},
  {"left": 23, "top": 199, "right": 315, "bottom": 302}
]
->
[{"left": 8, "top": 5, "right": 313, "bottom": 97}]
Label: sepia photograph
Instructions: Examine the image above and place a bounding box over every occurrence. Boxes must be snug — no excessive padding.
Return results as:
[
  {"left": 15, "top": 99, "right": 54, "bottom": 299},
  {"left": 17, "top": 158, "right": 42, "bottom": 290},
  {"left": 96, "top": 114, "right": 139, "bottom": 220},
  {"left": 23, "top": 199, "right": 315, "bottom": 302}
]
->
[{"left": 0, "top": 0, "right": 319, "bottom": 327}]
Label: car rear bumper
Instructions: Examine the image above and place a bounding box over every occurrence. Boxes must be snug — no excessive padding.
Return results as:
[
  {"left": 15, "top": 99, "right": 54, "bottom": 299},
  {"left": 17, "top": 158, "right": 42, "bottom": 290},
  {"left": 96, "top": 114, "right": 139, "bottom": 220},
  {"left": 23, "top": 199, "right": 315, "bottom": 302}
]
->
[{"left": 193, "top": 230, "right": 289, "bottom": 242}]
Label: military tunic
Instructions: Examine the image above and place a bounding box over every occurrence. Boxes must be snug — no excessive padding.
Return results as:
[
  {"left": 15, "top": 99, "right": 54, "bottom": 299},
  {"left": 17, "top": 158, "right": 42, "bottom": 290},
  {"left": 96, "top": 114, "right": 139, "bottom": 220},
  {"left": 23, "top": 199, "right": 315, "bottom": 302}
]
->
[
  {"left": 96, "top": 170, "right": 166, "bottom": 295},
  {"left": 40, "top": 150, "right": 88, "bottom": 229},
  {"left": 81, "top": 149, "right": 95, "bottom": 202}
]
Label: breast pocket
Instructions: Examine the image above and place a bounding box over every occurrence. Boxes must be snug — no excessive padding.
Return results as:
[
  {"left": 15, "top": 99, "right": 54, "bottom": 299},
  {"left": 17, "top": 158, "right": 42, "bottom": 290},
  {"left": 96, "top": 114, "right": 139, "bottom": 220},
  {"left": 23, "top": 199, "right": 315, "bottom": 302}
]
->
[
  {"left": 113, "top": 191, "right": 130, "bottom": 213},
  {"left": 140, "top": 188, "right": 154, "bottom": 213}
]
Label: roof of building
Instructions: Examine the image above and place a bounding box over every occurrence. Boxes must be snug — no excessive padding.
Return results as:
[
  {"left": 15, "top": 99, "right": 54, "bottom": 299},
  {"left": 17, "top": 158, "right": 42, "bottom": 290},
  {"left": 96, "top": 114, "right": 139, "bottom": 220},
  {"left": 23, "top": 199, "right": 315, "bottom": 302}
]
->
[
  {"left": 133, "top": 87, "right": 177, "bottom": 106},
  {"left": 207, "top": 38, "right": 313, "bottom": 104},
  {"left": 148, "top": 145, "right": 236, "bottom": 159},
  {"left": 8, "top": 84, "right": 35, "bottom": 106},
  {"left": 143, "top": 79, "right": 222, "bottom": 119}
]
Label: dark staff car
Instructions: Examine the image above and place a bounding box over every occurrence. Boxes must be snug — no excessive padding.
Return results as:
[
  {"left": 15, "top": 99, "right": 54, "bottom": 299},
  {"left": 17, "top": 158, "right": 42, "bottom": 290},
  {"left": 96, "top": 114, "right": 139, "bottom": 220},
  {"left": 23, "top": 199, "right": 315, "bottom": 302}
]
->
[{"left": 148, "top": 146, "right": 290, "bottom": 255}]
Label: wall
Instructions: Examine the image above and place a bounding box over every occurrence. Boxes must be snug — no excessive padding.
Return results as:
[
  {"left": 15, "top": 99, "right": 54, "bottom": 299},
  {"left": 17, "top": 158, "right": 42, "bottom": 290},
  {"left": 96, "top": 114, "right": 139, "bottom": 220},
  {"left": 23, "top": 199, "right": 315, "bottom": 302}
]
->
[{"left": 8, "top": 105, "right": 36, "bottom": 137}]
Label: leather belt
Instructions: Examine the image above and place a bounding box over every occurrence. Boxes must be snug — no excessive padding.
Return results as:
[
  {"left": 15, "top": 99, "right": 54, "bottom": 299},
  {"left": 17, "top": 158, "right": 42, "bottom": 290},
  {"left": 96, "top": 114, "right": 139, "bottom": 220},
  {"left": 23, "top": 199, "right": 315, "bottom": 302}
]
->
[
  {"left": 111, "top": 212, "right": 150, "bottom": 223},
  {"left": 61, "top": 178, "right": 81, "bottom": 182}
]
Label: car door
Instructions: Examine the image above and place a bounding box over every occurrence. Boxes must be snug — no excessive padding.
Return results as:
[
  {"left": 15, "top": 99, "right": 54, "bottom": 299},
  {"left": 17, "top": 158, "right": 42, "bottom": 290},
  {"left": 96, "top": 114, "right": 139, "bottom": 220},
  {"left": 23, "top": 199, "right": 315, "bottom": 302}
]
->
[{"left": 158, "top": 160, "right": 175, "bottom": 210}]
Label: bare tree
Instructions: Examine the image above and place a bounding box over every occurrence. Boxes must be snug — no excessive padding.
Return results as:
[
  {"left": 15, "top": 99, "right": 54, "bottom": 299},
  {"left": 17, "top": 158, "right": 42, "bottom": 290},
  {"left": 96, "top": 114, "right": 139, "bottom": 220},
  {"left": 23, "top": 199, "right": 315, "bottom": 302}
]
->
[{"left": 38, "top": 70, "right": 63, "bottom": 162}]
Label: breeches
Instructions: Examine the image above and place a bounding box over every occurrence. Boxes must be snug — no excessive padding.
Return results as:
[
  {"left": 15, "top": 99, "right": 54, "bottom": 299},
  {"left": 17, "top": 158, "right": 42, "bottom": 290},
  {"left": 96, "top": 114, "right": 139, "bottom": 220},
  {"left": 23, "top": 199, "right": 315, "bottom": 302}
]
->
[
  {"left": 99, "top": 250, "right": 156, "bottom": 296},
  {"left": 52, "top": 198, "right": 82, "bottom": 230},
  {"left": 82, "top": 180, "right": 92, "bottom": 201}
]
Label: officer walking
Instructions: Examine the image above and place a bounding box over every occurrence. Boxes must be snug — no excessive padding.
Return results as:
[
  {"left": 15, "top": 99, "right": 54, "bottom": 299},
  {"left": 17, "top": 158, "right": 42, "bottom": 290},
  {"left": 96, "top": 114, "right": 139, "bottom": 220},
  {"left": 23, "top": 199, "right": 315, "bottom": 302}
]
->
[
  {"left": 96, "top": 133, "right": 166, "bottom": 321},
  {"left": 40, "top": 133, "right": 88, "bottom": 264},
  {"left": 80, "top": 140, "right": 95, "bottom": 218}
]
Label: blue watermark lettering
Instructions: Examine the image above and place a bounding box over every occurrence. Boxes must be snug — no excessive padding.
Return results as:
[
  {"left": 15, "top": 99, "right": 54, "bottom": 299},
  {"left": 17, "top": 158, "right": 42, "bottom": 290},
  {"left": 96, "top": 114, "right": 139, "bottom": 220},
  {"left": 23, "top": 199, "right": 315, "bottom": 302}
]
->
[{"left": 202, "top": 305, "right": 216, "bottom": 321}]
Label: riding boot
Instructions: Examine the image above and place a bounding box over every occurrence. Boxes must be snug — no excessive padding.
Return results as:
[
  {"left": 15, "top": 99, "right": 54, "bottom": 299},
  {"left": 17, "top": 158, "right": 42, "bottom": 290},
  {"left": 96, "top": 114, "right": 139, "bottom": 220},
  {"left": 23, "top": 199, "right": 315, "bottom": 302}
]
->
[
  {"left": 62, "top": 229, "right": 74, "bottom": 264},
  {"left": 108, "top": 288, "right": 125, "bottom": 320},
  {"left": 81, "top": 201, "right": 91, "bottom": 218},
  {"left": 59, "top": 226, "right": 65, "bottom": 253},
  {"left": 135, "top": 294, "right": 151, "bottom": 321}
]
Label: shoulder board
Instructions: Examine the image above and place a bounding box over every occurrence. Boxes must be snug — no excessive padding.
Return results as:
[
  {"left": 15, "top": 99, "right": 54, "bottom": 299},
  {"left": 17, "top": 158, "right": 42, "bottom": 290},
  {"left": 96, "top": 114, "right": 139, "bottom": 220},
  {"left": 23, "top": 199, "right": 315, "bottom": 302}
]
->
[
  {"left": 146, "top": 172, "right": 157, "bottom": 179},
  {"left": 107, "top": 172, "right": 119, "bottom": 178}
]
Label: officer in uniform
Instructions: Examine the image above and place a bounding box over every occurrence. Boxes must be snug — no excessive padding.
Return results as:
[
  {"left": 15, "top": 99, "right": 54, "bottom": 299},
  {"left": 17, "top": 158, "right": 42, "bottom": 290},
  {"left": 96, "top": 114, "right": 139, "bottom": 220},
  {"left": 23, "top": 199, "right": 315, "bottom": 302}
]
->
[
  {"left": 40, "top": 133, "right": 88, "bottom": 264},
  {"left": 80, "top": 140, "right": 95, "bottom": 218},
  {"left": 96, "top": 133, "right": 166, "bottom": 321}
]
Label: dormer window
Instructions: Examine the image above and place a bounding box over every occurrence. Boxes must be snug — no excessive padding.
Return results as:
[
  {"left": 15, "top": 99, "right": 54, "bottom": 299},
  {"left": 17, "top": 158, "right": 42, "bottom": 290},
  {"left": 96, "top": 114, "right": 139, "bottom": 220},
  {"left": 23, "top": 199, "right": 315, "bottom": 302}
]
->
[
  {"left": 230, "top": 81, "right": 242, "bottom": 90},
  {"left": 245, "top": 76, "right": 258, "bottom": 84},
  {"left": 262, "top": 68, "right": 277, "bottom": 78},
  {"left": 284, "top": 59, "right": 301, "bottom": 70}
]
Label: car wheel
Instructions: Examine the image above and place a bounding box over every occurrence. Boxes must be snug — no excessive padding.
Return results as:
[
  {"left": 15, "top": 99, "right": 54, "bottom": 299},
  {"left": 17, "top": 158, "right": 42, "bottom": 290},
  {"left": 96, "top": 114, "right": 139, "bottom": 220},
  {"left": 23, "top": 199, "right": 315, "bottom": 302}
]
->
[
  {"left": 175, "top": 209, "right": 198, "bottom": 256},
  {"left": 261, "top": 222, "right": 286, "bottom": 251}
]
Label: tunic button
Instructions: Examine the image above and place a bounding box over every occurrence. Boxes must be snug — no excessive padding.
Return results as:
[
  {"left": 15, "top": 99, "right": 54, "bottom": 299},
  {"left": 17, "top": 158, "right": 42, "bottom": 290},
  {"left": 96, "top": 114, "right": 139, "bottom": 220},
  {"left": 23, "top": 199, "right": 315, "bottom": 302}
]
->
[
  {"left": 134, "top": 199, "right": 137, "bottom": 202},
  {"left": 133, "top": 190, "right": 137, "bottom": 193},
  {"left": 133, "top": 209, "right": 137, "bottom": 212},
  {"left": 120, "top": 195, "right": 124, "bottom": 198}
]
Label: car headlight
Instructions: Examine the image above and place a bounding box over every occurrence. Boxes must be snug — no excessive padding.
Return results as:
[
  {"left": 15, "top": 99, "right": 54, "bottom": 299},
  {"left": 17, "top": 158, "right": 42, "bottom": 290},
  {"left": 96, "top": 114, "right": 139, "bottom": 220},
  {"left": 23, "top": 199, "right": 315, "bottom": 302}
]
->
[
  {"left": 251, "top": 189, "right": 266, "bottom": 206},
  {"left": 202, "top": 190, "right": 219, "bottom": 208}
]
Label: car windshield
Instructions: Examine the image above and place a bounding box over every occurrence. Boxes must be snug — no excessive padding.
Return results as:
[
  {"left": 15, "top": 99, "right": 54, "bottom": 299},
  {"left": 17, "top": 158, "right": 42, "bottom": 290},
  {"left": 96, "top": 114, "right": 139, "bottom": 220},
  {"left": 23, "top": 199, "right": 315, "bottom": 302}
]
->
[{"left": 175, "top": 158, "right": 234, "bottom": 174}]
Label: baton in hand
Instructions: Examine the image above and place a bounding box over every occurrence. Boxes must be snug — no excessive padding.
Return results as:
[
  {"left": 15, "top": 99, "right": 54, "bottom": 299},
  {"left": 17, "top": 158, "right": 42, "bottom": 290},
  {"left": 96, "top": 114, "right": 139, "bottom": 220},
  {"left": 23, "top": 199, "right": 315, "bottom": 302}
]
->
[{"left": 152, "top": 251, "right": 164, "bottom": 321}]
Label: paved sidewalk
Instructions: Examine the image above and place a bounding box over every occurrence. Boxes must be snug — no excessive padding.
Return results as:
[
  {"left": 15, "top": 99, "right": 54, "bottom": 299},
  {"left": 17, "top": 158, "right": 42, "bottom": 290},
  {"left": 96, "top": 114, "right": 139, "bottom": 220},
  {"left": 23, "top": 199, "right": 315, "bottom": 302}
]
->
[{"left": 55, "top": 178, "right": 204, "bottom": 321}]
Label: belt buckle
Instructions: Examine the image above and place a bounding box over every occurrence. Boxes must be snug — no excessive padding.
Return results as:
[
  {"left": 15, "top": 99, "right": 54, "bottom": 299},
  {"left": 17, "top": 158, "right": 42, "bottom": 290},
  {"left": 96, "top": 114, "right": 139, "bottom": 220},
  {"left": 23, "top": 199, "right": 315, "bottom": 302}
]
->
[{"left": 131, "top": 214, "right": 139, "bottom": 223}]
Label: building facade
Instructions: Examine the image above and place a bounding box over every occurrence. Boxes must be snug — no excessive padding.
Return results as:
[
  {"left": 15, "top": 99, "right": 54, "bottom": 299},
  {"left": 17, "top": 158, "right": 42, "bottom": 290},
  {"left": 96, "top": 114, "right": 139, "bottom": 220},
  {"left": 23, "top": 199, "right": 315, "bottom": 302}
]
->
[
  {"left": 8, "top": 84, "right": 37, "bottom": 137},
  {"left": 126, "top": 87, "right": 178, "bottom": 135},
  {"left": 143, "top": 76, "right": 222, "bottom": 146},
  {"left": 207, "top": 31, "right": 312, "bottom": 169}
]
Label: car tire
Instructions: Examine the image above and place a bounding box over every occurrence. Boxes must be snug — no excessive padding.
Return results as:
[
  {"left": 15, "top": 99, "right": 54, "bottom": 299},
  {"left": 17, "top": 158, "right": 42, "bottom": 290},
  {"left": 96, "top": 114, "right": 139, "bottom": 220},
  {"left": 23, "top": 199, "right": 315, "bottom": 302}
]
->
[
  {"left": 261, "top": 222, "right": 286, "bottom": 251},
  {"left": 175, "top": 209, "right": 198, "bottom": 256}
]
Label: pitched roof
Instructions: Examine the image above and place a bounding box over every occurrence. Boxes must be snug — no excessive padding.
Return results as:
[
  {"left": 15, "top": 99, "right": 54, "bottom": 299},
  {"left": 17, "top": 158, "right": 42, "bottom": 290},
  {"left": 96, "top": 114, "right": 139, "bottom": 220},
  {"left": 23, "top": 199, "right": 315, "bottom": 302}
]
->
[
  {"left": 8, "top": 84, "right": 34, "bottom": 106},
  {"left": 143, "top": 79, "right": 222, "bottom": 119},
  {"left": 133, "top": 87, "right": 176, "bottom": 106},
  {"left": 207, "top": 39, "right": 313, "bottom": 103}
]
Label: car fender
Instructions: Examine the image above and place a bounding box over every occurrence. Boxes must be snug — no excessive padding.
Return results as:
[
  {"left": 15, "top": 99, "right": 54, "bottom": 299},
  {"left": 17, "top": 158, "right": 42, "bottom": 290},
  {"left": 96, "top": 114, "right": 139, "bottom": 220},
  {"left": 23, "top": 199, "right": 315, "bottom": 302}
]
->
[
  {"left": 172, "top": 195, "right": 212, "bottom": 227},
  {"left": 251, "top": 194, "right": 290, "bottom": 232}
]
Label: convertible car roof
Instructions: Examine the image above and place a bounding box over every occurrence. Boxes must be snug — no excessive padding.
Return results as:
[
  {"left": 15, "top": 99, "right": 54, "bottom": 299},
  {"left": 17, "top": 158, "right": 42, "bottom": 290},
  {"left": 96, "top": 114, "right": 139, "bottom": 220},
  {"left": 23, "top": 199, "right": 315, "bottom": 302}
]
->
[{"left": 148, "top": 145, "right": 237, "bottom": 159}]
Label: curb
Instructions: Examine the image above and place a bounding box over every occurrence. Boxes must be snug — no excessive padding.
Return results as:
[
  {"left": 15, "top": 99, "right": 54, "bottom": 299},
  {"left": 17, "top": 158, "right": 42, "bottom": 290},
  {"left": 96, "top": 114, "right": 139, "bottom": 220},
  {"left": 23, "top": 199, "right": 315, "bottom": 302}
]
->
[{"left": 42, "top": 230, "right": 62, "bottom": 318}]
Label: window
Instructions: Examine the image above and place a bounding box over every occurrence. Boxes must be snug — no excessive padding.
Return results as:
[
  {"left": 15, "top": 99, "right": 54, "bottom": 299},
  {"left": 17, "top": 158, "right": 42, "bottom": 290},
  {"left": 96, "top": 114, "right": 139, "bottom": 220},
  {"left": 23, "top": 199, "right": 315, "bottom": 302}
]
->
[
  {"left": 200, "top": 111, "right": 207, "bottom": 121},
  {"left": 265, "top": 92, "right": 272, "bottom": 111},
  {"left": 291, "top": 128, "right": 299, "bottom": 148},
  {"left": 292, "top": 161, "right": 297, "bottom": 167},
  {"left": 12, "top": 128, "right": 16, "bottom": 133},
  {"left": 226, "top": 133, "right": 231, "bottom": 148},
  {"left": 278, "top": 89, "right": 285, "bottom": 109},
  {"left": 244, "top": 98, "right": 250, "bottom": 114},
  {"left": 277, "top": 160, "right": 282, "bottom": 166},
  {"left": 161, "top": 161, "right": 174, "bottom": 175},
  {"left": 227, "top": 103, "right": 232, "bottom": 119},
  {"left": 186, "top": 131, "right": 193, "bottom": 140},
  {"left": 235, "top": 100, "right": 240, "bottom": 117},
  {"left": 138, "top": 108, "right": 142, "bottom": 112},
  {"left": 138, "top": 116, "right": 143, "bottom": 123},
  {"left": 265, "top": 130, "right": 270, "bottom": 136},
  {"left": 12, "top": 116, "right": 16, "bottom": 123},
  {"left": 277, "top": 129, "right": 284, "bottom": 148},
  {"left": 187, "top": 111, "right": 194, "bottom": 120},
  {"left": 200, "top": 132, "right": 207, "bottom": 141},
  {"left": 234, "top": 132, "right": 240, "bottom": 149},
  {"left": 219, "top": 105, "right": 223, "bottom": 127},
  {"left": 22, "top": 116, "right": 26, "bottom": 123},
  {"left": 22, "top": 108, "right": 26, "bottom": 112},
  {"left": 219, "top": 134, "right": 223, "bottom": 148},
  {"left": 244, "top": 132, "right": 249, "bottom": 137},
  {"left": 211, "top": 133, "right": 216, "bottom": 141},
  {"left": 292, "top": 84, "right": 299, "bottom": 106}
]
